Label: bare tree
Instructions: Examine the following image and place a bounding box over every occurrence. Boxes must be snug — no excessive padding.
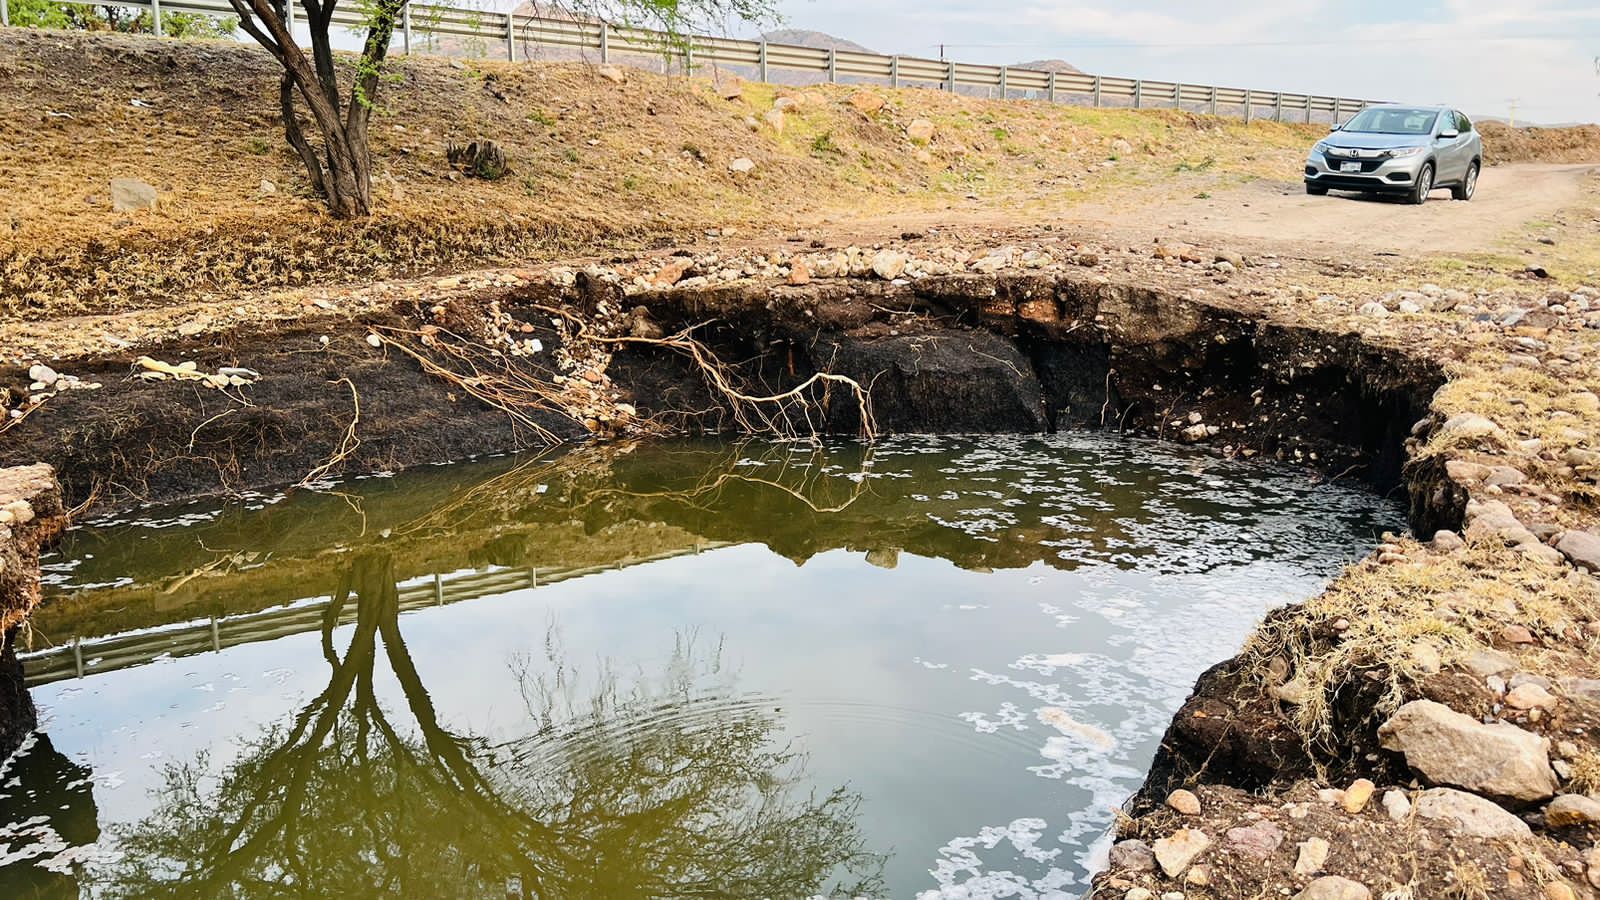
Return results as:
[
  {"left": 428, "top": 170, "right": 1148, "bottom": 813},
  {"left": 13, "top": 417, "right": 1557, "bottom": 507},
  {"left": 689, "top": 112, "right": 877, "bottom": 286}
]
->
[{"left": 224, "top": 0, "right": 777, "bottom": 218}]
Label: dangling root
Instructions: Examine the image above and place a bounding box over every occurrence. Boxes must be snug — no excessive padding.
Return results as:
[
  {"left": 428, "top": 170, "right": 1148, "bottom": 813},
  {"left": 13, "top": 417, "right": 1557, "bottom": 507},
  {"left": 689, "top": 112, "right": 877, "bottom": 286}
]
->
[
  {"left": 376, "top": 326, "right": 568, "bottom": 446},
  {"left": 297, "top": 378, "right": 363, "bottom": 488},
  {"left": 608, "top": 330, "right": 877, "bottom": 441}
]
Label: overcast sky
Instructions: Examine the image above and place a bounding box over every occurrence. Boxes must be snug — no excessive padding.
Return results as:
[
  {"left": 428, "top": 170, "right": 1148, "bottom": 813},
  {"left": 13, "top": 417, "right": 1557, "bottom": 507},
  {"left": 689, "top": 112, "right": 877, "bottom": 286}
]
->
[{"left": 740, "top": 0, "right": 1600, "bottom": 124}]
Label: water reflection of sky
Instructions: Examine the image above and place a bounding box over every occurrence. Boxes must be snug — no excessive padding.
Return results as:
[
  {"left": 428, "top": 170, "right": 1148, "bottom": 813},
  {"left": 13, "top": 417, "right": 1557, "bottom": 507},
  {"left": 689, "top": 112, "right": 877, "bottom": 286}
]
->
[{"left": 10, "top": 435, "right": 1401, "bottom": 898}]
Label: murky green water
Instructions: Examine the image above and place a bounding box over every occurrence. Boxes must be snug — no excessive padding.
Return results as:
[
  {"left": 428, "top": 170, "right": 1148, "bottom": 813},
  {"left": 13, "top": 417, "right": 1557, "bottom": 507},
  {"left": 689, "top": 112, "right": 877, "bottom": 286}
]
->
[{"left": 2, "top": 435, "right": 1400, "bottom": 898}]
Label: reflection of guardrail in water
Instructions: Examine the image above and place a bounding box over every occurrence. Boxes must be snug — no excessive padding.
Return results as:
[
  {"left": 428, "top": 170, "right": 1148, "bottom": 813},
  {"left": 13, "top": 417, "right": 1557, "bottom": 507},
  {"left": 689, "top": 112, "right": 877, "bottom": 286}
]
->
[
  {"left": 0, "top": 0, "right": 1380, "bottom": 124},
  {"left": 21, "top": 542, "right": 730, "bottom": 688}
]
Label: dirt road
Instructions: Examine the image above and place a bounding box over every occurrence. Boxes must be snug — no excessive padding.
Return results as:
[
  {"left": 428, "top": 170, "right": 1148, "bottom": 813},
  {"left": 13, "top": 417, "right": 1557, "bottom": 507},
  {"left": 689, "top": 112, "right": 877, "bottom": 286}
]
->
[{"left": 1063, "top": 163, "right": 1596, "bottom": 255}]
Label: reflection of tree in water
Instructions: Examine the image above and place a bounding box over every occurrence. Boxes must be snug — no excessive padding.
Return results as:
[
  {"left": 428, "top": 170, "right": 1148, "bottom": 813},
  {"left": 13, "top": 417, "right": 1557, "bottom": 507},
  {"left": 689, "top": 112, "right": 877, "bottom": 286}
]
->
[{"left": 97, "top": 551, "right": 882, "bottom": 898}]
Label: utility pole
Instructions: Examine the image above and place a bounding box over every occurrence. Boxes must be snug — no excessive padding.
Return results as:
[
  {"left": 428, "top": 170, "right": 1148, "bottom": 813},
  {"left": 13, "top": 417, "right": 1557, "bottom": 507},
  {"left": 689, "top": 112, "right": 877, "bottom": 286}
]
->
[{"left": 1506, "top": 98, "right": 1520, "bottom": 128}]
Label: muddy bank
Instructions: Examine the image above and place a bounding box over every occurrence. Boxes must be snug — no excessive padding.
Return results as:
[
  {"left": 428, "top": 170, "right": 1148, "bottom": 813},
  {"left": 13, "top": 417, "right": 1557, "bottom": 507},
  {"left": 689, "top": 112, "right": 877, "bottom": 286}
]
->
[
  {"left": 0, "top": 465, "right": 63, "bottom": 758},
  {"left": 2, "top": 271, "right": 1444, "bottom": 513}
]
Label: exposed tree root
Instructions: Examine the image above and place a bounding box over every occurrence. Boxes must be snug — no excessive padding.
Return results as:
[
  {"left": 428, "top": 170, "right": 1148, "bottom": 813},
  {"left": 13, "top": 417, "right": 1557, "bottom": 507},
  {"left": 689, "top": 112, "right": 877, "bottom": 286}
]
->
[{"left": 297, "top": 378, "right": 363, "bottom": 488}]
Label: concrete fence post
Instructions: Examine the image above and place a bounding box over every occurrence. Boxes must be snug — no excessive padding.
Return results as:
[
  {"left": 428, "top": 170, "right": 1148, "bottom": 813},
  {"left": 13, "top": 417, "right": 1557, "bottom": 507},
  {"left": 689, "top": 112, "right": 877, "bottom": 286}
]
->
[
  {"left": 1274, "top": 92, "right": 1283, "bottom": 122},
  {"left": 998, "top": 65, "right": 1007, "bottom": 99},
  {"left": 285, "top": 0, "right": 294, "bottom": 39},
  {"left": 505, "top": 12, "right": 515, "bottom": 61},
  {"left": 1092, "top": 75, "right": 1101, "bottom": 107},
  {"left": 1332, "top": 97, "right": 1341, "bottom": 124},
  {"left": 1046, "top": 70, "right": 1056, "bottom": 102},
  {"left": 889, "top": 55, "right": 899, "bottom": 89},
  {"left": 757, "top": 41, "right": 767, "bottom": 81},
  {"left": 827, "top": 48, "right": 836, "bottom": 83},
  {"left": 1305, "top": 97, "right": 1312, "bottom": 124},
  {"left": 402, "top": 3, "right": 411, "bottom": 54},
  {"left": 599, "top": 22, "right": 608, "bottom": 63},
  {"left": 1133, "top": 79, "right": 1142, "bottom": 108},
  {"left": 3, "top": 0, "right": 11, "bottom": 28},
  {"left": 1244, "top": 91, "right": 1252, "bottom": 123},
  {"left": 1173, "top": 82, "right": 1182, "bottom": 110},
  {"left": 151, "top": 0, "right": 164, "bottom": 36},
  {"left": 684, "top": 42, "right": 693, "bottom": 75},
  {"left": 945, "top": 59, "right": 955, "bottom": 92},
  {"left": 1209, "top": 85, "right": 1217, "bottom": 116}
]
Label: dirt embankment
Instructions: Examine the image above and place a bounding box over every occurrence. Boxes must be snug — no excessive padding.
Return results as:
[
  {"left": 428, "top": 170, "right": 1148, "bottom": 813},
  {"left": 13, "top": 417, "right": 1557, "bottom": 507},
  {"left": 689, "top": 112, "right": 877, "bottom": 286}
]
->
[{"left": 1480, "top": 121, "right": 1600, "bottom": 165}]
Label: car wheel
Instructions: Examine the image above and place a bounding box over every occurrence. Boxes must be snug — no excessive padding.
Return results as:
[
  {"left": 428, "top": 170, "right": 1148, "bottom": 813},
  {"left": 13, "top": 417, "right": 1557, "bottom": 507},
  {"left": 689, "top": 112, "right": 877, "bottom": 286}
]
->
[
  {"left": 1409, "top": 164, "right": 1434, "bottom": 205},
  {"left": 1452, "top": 162, "right": 1479, "bottom": 201},
  {"left": 1306, "top": 184, "right": 1329, "bottom": 196}
]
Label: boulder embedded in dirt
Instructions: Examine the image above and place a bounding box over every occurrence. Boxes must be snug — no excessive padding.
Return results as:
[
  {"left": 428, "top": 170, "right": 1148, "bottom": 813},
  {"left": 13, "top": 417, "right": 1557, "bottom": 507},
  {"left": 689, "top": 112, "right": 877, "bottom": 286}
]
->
[
  {"left": 816, "top": 330, "right": 1047, "bottom": 434},
  {"left": 847, "top": 91, "right": 885, "bottom": 114},
  {"left": 110, "top": 177, "right": 158, "bottom": 212},
  {"left": 1545, "top": 794, "right": 1600, "bottom": 827},
  {"left": 906, "top": 119, "right": 935, "bottom": 142},
  {"left": 1377, "top": 700, "right": 1557, "bottom": 802},
  {"left": 1413, "top": 787, "right": 1532, "bottom": 838}
]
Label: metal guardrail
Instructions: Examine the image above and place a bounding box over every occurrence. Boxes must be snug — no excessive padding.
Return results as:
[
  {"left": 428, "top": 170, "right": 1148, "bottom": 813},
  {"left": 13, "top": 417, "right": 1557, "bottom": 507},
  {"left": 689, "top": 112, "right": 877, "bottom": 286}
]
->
[
  {"left": 20, "top": 541, "right": 729, "bottom": 687},
  {"left": 0, "top": 0, "right": 1381, "bottom": 124}
]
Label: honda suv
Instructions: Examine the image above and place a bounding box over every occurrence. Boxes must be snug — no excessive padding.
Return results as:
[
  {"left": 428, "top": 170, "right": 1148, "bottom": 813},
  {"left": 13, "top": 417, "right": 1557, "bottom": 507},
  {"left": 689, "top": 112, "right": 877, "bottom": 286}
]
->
[{"left": 1304, "top": 105, "right": 1482, "bottom": 204}]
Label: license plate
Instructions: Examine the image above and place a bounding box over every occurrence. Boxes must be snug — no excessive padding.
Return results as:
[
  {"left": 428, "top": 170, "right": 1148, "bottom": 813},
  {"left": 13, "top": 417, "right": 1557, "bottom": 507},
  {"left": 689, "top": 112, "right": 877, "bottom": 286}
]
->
[{"left": 1340, "top": 161, "right": 1361, "bottom": 173}]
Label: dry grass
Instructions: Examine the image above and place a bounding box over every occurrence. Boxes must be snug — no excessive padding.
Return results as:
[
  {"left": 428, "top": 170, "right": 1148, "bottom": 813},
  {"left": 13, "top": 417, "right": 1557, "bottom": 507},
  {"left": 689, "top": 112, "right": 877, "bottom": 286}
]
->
[
  {"left": 0, "top": 28, "right": 1333, "bottom": 318},
  {"left": 1568, "top": 750, "right": 1600, "bottom": 795},
  {"left": 1245, "top": 537, "right": 1600, "bottom": 751}
]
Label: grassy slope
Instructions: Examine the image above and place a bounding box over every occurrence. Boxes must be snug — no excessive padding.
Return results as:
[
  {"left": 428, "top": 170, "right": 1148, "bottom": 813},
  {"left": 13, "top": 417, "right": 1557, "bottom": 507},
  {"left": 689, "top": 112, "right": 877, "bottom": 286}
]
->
[{"left": 0, "top": 27, "right": 1330, "bottom": 317}]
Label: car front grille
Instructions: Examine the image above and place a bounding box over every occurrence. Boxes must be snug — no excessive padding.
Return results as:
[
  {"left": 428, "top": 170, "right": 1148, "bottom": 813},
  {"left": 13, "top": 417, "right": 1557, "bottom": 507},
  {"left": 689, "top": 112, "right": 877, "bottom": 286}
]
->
[{"left": 1322, "top": 149, "right": 1385, "bottom": 173}]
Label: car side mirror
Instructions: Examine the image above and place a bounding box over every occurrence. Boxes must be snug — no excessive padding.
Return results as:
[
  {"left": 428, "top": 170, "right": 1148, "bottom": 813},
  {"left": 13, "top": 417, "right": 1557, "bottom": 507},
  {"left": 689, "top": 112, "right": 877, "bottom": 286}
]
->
[
  {"left": 1439, "top": 128, "right": 1459, "bottom": 139},
  {"left": 1329, "top": 123, "right": 1341, "bottom": 132}
]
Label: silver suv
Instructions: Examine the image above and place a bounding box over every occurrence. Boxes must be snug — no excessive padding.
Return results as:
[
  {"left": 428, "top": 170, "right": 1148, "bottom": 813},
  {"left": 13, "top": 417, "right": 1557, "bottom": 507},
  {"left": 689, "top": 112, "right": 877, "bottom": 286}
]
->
[{"left": 1304, "top": 105, "right": 1482, "bottom": 204}]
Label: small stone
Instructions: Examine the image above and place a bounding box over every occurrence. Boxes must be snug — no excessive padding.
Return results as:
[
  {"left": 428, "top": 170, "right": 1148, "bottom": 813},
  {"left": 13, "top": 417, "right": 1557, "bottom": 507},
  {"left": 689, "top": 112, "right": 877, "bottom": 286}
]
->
[
  {"left": 847, "top": 91, "right": 886, "bottom": 114},
  {"left": 110, "top": 177, "right": 158, "bottom": 212},
  {"left": 1342, "top": 778, "right": 1375, "bottom": 813},
  {"left": 365, "top": 333, "right": 383, "bottom": 348},
  {"left": 1439, "top": 412, "right": 1502, "bottom": 440},
  {"left": 1108, "top": 838, "right": 1156, "bottom": 873},
  {"left": 1463, "top": 648, "right": 1518, "bottom": 677},
  {"left": 906, "top": 119, "right": 936, "bottom": 142},
  {"left": 1431, "top": 530, "right": 1465, "bottom": 551},
  {"left": 871, "top": 249, "right": 907, "bottom": 280},
  {"left": 1414, "top": 787, "right": 1532, "bottom": 838},
  {"left": 257, "top": 178, "right": 277, "bottom": 195},
  {"left": 787, "top": 257, "right": 811, "bottom": 286},
  {"left": 1499, "top": 624, "right": 1535, "bottom": 645},
  {"left": 1225, "top": 820, "right": 1284, "bottom": 859},
  {"left": 596, "top": 64, "right": 626, "bottom": 84},
  {"left": 1507, "top": 682, "right": 1558, "bottom": 710},
  {"left": 1124, "top": 890, "right": 1154, "bottom": 900},
  {"left": 1152, "top": 828, "right": 1211, "bottom": 878},
  {"left": 1358, "top": 301, "right": 1390, "bottom": 318},
  {"left": 728, "top": 157, "right": 755, "bottom": 174},
  {"left": 1296, "top": 876, "right": 1370, "bottom": 900},
  {"left": 1546, "top": 794, "right": 1600, "bottom": 828},
  {"left": 1382, "top": 790, "right": 1411, "bottom": 822},
  {"left": 1545, "top": 883, "right": 1577, "bottom": 900},
  {"left": 1166, "top": 789, "right": 1201, "bottom": 816},
  {"left": 27, "top": 363, "right": 59, "bottom": 386},
  {"left": 1295, "top": 837, "right": 1331, "bottom": 876},
  {"left": 1555, "top": 530, "right": 1600, "bottom": 573},
  {"left": 1584, "top": 846, "right": 1600, "bottom": 889}
]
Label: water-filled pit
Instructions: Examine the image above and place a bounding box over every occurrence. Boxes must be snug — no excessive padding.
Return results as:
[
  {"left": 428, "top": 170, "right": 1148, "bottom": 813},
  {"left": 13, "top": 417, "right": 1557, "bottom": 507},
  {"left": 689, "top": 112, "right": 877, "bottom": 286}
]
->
[{"left": 1, "top": 434, "right": 1399, "bottom": 897}]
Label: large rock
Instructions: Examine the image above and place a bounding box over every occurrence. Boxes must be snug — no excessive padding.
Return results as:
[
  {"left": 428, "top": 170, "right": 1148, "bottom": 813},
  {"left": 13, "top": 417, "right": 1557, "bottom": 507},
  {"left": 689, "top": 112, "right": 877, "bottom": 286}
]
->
[
  {"left": 110, "top": 177, "right": 158, "bottom": 212},
  {"left": 1414, "top": 788, "right": 1532, "bottom": 838},
  {"left": 1378, "top": 700, "right": 1558, "bottom": 802},
  {"left": 816, "top": 330, "right": 1047, "bottom": 434},
  {"left": 1296, "top": 876, "right": 1370, "bottom": 900},
  {"left": 906, "top": 118, "right": 935, "bottom": 142},
  {"left": 1556, "top": 530, "right": 1600, "bottom": 572},
  {"left": 1108, "top": 838, "right": 1156, "bottom": 873}
]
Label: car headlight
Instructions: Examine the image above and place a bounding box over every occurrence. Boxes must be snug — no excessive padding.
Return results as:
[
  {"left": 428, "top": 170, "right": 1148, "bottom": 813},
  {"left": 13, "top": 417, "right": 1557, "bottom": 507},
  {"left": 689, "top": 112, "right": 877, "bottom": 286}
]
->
[
  {"left": 1385, "top": 146, "right": 1425, "bottom": 158},
  {"left": 1312, "top": 141, "right": 1329, "bottom": 154}
]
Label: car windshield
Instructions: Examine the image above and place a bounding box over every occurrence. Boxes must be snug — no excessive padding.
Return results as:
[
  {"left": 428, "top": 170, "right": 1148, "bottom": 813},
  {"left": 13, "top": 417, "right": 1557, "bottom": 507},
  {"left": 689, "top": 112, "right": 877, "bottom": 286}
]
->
[{"left": 1340, "top": 108, "right": 1440, "bottom": 135}]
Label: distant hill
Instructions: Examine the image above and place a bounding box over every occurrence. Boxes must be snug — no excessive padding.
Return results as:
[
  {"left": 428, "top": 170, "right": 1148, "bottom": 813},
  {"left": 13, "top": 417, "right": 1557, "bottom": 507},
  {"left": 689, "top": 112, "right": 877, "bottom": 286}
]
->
[
  {"left": 760, "top": 29, "right": 876, "bottom": 54},
  {"left": 1009, "top": 58, "right": 1083, "bottom": 75}
]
